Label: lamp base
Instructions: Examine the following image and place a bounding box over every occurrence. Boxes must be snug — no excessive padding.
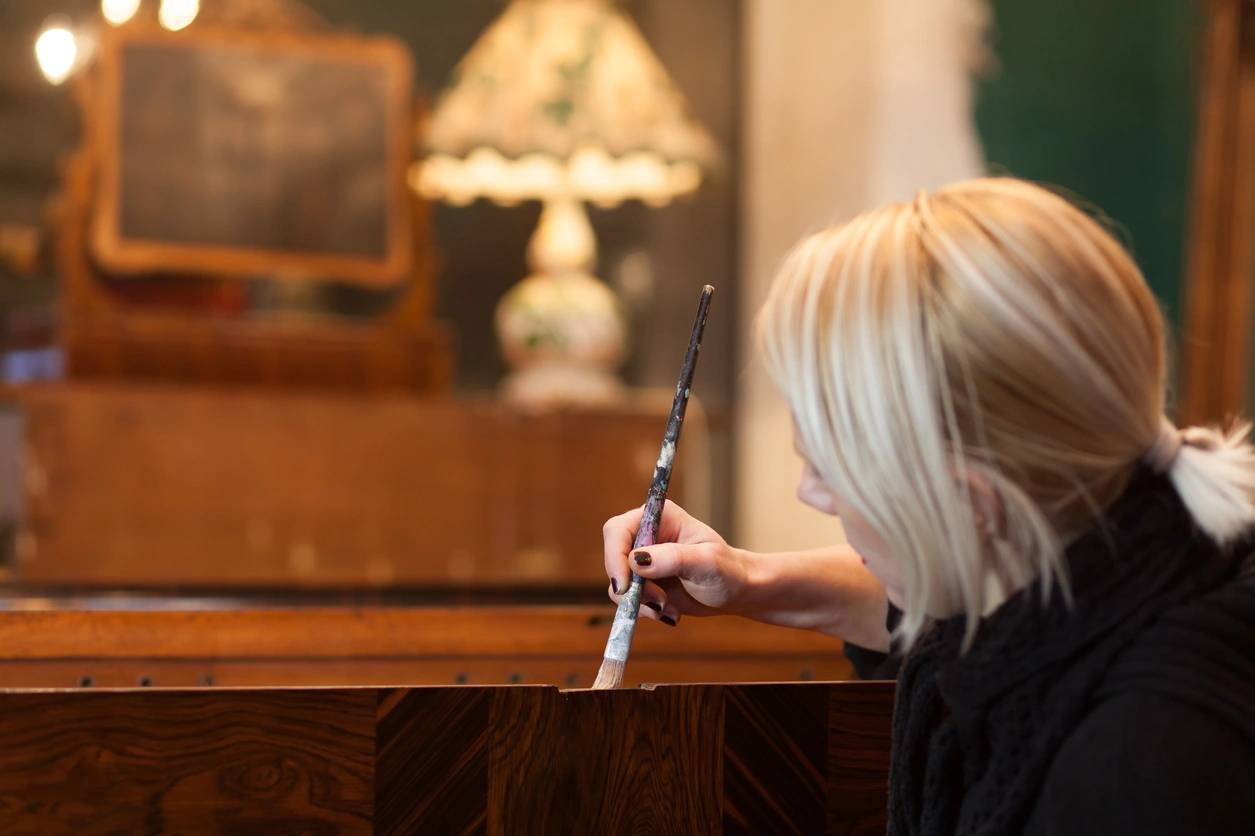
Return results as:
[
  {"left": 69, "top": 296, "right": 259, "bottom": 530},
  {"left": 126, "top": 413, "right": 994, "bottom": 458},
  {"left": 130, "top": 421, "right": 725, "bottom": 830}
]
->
[
  {"left": 499, "top": 361, "right": 625, "bottom": 409},
  {"left": 495, "top": 271, "right": 627, "bottom": 409},
  {"left": 494, "top": 199, "right": 627, "bottom": 409}
]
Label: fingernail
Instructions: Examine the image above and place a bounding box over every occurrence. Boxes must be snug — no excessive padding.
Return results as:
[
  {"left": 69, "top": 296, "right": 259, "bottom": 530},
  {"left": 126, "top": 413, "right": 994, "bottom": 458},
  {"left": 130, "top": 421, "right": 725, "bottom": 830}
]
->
[
  {"left": 633, "top": 551, "right": 652, "bottom": 567},
  {"left": 661, "top": 615, "right": 677, "bottom": 627},
  {"left": 644, "top": 601, "right": 662, "bottom": 613},
  {"left": 611, "top": 578, "right": 619, "bottom": 594}
]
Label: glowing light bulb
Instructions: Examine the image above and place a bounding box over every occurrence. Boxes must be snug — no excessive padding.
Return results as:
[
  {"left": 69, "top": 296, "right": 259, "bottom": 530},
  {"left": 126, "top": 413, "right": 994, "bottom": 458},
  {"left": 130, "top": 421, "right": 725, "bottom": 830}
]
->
[
  {"left": 158, "top": 0, "right": 199, "bottom": 31},
  {"left": 101, "top": 0, "right": 141, "bottom": 26},
  {"left": 35, "top": 22, "right": 77, "bottom": 86}
]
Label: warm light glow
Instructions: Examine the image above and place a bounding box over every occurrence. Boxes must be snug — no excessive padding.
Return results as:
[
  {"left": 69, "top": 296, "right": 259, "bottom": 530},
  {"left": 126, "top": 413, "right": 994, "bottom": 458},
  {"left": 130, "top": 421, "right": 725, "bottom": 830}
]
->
[
  {"left": 101, "top": 0, "right": 141, "bottom": 26},
  {"left": 34, "top": 22, "right": 77, "bottom": 86},
  {"left": 414, "top": 146, "right": 702, "bottom": 209},
  {"left": 419, "top": 0, "right": 717, "bottom": 208},
  {"left": 158, "top": 0, "right": 199, "bottom": 31}
]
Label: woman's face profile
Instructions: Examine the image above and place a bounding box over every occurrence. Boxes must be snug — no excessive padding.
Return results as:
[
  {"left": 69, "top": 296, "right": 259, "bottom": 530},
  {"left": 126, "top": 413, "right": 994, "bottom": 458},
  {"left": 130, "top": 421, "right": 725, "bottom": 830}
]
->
[{"left": 793, "top": 424, "right": 905, "bottom": 606}]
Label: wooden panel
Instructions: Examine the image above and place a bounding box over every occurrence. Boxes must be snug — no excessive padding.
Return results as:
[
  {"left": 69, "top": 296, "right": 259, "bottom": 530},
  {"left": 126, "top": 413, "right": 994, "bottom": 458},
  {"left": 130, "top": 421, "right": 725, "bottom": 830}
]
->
[
  {"left": 0, "top": 683, "right": 894, "bottom": 833},
  {"left": 724, "top": 683, "right": 829, "bottom": 833},
  {"left": 489, "top": 687, "right": 722, "bottom": 834},
  {"left": 376, "top": 688, "right": 489, "bottom": 835},
  {"left": 0, "top": 605, "right": 853, "bottom": 689},
  {"left": 0, "top": 689, "right": 375, "bottom": 834},
  {"left": 6, "top": 384, "right": 690, "bottom": 587},
  {"left": 827, "top": 682, "right": 895, "bottom": 835},
  {"left": 0, "top": 656, "right": 850, "bottom": 691},
  {"left": 62, "top": 314, "right": 453, "bottom": 393},
  {"left": 0, "top": 606, "right": 846, "bottom": 657},
  {"left": 375, "top": 683, "right": 891, "bottom": 834}
]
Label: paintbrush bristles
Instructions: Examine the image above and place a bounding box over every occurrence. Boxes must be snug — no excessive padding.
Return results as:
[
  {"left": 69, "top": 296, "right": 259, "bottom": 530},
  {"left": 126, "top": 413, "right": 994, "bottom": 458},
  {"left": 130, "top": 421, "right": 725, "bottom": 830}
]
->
[{"left": 591, "top": 658, "right": 625, "bottom": 690}]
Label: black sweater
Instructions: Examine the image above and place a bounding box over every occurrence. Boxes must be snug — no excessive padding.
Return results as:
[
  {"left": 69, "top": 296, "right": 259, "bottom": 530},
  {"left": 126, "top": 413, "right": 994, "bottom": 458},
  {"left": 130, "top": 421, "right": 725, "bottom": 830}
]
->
[{"left": 846, "top": 467, "right": 1255, "bottom": 835}]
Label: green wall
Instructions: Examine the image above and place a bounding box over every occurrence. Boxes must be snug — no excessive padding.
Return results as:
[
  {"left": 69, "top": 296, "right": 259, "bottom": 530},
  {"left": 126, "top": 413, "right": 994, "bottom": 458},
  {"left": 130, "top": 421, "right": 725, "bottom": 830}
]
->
[{"left": 974, "top": 0, "right": 1204, "bottom": 329}]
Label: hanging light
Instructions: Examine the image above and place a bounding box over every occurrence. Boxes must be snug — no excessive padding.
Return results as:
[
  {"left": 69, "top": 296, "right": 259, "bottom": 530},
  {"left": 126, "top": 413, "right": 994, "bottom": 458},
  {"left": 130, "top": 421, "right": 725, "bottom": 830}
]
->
[
  {"left": 158, "top": 0, "right": 199, "bottom": 31},
  {"left": 34, "top": 18, "right": 77, "bottom": 86},
  {"left": 101, "top": 0, "right": 141, "bottom": 26}
]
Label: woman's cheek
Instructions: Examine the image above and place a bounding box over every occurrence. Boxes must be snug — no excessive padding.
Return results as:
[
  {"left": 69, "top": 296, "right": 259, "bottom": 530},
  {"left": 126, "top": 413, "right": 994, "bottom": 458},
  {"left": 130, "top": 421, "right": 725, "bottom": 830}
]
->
[{"left": 797, "top": 477, "right": 840, "bottom": 516}]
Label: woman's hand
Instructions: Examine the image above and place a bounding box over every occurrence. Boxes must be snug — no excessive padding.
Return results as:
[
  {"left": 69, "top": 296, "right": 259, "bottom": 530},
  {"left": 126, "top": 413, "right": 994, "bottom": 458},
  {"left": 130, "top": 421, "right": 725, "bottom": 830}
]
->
[
  {"left": 602, "top": 500, "right": 752, "bottom": 626},
  {"left": 603, "top": 500, "right": 891, "bottom": 650}
]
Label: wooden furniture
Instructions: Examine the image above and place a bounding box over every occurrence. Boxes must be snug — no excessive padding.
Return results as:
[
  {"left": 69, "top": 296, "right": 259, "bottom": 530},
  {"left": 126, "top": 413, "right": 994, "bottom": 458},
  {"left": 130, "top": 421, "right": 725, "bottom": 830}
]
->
[
  {"left": 1181, "top": 0, "right": 1255, "bottom": 423},
  {"left": 19, "top": 20, "right": 452, "bottom": 393},
  {"left": 0, "top": 383, "right": 707, "bottom": 588},
  {"left": 0, "top": 604, "right": 851, "bottom": 689},
  {"left": 0, "top": 680, "right": 894, "bottom": 834}
]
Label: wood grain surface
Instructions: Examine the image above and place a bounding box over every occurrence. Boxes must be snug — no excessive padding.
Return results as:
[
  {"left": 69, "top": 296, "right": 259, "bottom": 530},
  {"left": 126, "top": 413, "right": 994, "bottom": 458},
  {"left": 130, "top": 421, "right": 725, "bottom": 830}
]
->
[
  {"left": 489, "top": 687, "right": 723, "bottom": 834},
  {"left": 0, "top": 682, "right": 894, "bottom": 834},
  {"left": 5, "top": 383, "right": 698, "bottom": 588},
  {"left": 0, "top": 689, "right": 374, "bottom": 835},
  {"left": 827, "top": 683, "right": 895, "bottom": 835},
  {"left": 0, "top": 605, "right": 852, "bottom": 689},
  {"left": 724, "top": 683, "right": 829, "bottom": 834},
  {"left": 376, "top": 687, "right": 489, "bottom": 836}
]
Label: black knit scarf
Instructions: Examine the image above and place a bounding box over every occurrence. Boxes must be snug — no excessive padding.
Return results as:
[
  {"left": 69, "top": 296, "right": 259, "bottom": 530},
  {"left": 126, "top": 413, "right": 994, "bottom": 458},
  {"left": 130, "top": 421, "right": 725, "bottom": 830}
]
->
[{"left": 886, "top": 466, "right": 1248, "bottom": 836}]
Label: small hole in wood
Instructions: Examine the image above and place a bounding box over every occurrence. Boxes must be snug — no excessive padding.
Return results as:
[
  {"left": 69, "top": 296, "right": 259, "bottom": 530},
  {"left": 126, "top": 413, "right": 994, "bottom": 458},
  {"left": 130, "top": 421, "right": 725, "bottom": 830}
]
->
[
  {"left": 565, "top": 673, "right": 579, "bottom": 687},
  {"left": 79, "top": 676, "right": 93, "bottom": 688},
  {"left": 455, "top": 672, "right": 469, "bottom": 684},
  {"left": 200, "top": 674, "right": 215, "bottom": 686},
  {"left": 138, "top": 676, "right": 152, "bottom": 687},
  {"left": 799, "top": 669, "right": 815, "bottom": 681},
  {"left": 508, "top": 672, "right": 523, "bottom": 684}
]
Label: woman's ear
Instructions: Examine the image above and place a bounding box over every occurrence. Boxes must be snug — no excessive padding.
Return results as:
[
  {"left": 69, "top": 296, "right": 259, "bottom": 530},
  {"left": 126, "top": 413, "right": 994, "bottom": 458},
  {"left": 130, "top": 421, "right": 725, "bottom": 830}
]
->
[{"left": 959, "top": 466, "right": 1006, "bottom": 543}]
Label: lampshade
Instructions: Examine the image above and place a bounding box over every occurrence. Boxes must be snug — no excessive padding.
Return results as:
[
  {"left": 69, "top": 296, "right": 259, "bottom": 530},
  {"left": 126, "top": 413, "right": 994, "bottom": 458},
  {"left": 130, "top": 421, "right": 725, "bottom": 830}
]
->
[{"left": 413, "top": 0, "right": 717, "bottom": 208}]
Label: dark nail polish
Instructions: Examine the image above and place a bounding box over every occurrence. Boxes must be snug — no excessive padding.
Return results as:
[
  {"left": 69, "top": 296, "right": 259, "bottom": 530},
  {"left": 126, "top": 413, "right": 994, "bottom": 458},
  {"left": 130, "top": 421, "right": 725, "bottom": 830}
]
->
[
  {"left": 644, "top": 601, "right": 662, "bottom": 613},
  {"left": 661, "top": 615, "right": 677, "bottom": 627},
  {"left": 611, "top": 578, "right": 619, "bottom": 594},
  {"left": 633, "top": 551, "right": 652, "bottom": 567}
]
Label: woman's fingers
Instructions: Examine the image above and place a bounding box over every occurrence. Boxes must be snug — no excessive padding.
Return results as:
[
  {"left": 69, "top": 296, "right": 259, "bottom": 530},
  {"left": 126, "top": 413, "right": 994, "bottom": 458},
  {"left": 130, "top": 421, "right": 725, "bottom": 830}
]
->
[
  {"left": 602, "top": 507, "right": 643, "bottom": 593},
  {"left": 605, "top": 576, "right": 672, "bottom": 621},
  {"left": 602, "top": 501, "right": 695, "bottom": 593}
]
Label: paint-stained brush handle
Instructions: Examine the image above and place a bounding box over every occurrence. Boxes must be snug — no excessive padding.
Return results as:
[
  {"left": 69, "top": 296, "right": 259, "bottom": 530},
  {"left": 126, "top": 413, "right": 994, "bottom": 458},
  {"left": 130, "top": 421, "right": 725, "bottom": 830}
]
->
[{"left": 599, "top": 284, "right": 714, "bottom": 670}]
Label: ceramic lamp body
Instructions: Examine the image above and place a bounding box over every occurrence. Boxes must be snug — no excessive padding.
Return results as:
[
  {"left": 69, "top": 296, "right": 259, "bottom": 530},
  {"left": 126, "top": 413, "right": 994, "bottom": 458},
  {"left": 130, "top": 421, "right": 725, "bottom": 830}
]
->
[{"left": 496, "top": 198, "right": 627, "bottom": 407}]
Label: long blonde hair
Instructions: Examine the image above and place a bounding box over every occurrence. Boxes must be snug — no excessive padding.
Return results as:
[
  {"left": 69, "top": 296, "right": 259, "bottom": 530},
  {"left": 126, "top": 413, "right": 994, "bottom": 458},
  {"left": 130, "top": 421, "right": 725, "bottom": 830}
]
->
[{"left": 758, "top": 177, "right": 1255, "bottom": 646}]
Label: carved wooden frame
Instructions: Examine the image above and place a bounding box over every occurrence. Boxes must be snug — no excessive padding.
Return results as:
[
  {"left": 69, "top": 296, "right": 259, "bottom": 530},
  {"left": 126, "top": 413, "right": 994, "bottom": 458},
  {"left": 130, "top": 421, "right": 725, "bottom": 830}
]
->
[{"left": 89, "top": 25, "right": 415, "bottom": 288}]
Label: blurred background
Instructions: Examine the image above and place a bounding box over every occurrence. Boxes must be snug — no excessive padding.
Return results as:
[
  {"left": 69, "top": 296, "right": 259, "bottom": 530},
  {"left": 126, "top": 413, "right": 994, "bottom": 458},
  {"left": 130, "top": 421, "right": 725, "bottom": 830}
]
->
[{"left": 0, "top": 0, "right": 1240, "bottom": 688}]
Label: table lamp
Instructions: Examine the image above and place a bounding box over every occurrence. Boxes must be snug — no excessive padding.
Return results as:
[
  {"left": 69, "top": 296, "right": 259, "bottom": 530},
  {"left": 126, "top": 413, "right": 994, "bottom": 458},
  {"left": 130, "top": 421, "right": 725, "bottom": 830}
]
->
[{"left": 413, "top": 0, "right": 716, "bottom": 406}]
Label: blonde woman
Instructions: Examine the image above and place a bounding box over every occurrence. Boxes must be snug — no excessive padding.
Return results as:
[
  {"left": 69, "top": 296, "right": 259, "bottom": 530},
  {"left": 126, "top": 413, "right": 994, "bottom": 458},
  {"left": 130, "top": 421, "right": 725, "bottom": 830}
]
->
[{"left": 603, "top": 178, "right": 1255, "bottom": 835}]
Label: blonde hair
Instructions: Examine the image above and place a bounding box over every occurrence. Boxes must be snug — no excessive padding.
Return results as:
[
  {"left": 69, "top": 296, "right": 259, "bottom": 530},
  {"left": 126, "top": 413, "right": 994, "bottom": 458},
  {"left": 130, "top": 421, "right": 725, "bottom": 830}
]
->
[{"left": 758, "top": 177, "right": 1255, "bottom": 647}]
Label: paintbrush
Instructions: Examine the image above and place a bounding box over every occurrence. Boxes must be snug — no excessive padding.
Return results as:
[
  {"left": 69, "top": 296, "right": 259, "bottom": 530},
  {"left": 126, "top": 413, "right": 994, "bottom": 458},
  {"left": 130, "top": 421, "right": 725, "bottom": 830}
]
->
[{"left": 591, "top": 284, "right": 715, "bottom": 690}]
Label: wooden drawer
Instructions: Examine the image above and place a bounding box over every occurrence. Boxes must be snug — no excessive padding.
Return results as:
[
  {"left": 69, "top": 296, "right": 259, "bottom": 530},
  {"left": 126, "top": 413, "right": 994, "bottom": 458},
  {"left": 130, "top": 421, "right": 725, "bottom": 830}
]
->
[{"left": 0, "top": 383, "right": 700, "bottom": 587}]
